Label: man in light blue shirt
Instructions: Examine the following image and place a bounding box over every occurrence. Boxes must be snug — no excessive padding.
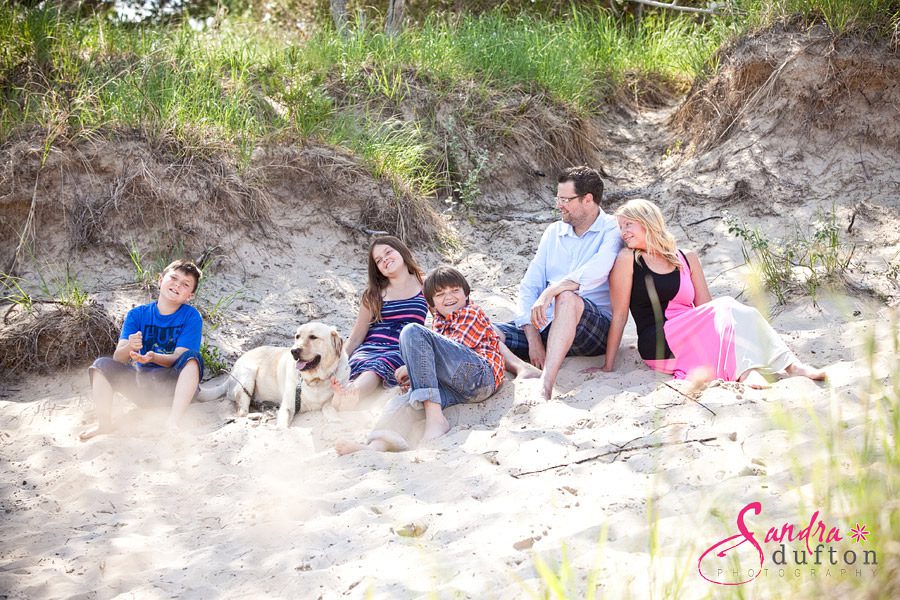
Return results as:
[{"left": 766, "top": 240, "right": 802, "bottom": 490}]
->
[{"left": 495, "top": 166, "right": 622, "bottom": 402}]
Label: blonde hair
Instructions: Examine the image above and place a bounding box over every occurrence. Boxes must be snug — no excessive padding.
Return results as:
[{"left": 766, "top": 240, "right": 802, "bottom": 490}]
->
[{"left": 614, "top": 199, "right": 681, "bottom": 270}]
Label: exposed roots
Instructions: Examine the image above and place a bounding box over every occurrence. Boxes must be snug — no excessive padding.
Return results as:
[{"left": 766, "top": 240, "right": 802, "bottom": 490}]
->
[
  {"left": 0, "top": 301, "right": 118, "bottom": 375},
  {"left": 673, "top": 24, "right": 900, "bottom": 155},
  {"left": 255, "top": 143, "right": 445, "bottom": 245},
  {"left": 0, "top": 129, "right": 277, "bottom": 266}
]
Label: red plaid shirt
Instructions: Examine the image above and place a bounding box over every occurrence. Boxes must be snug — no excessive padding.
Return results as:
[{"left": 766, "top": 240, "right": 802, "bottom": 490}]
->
[{"left": 431, "top": 303, "right": 504, "bottom": 388}]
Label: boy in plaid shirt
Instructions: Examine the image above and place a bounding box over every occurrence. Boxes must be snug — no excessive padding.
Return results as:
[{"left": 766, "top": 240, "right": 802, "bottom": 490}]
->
[{"left": 336, "top": 266, "right": 505, "bottom": 453}]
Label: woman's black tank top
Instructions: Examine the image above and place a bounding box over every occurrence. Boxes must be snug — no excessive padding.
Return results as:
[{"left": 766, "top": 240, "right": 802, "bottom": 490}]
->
[{"left": 629, "top": 251, "right": 681, "bottom": 361}]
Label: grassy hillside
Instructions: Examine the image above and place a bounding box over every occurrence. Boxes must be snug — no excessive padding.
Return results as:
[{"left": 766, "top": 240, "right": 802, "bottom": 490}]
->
[
  {"left": 1, "top": 2, "right": 896, "bottom": 198},
  {"left": 0, "top": 4, "right": 726, "bottom": 199}
]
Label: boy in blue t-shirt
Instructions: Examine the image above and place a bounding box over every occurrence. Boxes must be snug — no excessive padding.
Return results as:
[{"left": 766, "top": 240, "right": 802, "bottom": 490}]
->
[{"left": 79, "top": 260, "right": 205, "bottom": 440}]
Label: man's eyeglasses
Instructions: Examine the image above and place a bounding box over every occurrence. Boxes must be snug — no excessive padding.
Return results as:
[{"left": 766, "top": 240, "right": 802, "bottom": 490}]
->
[{"left": 555, "top": 194, "right": 584, "bottom": 205}]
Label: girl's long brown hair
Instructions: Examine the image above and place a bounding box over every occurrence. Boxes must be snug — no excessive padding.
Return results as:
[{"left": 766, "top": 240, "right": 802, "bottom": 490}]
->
[{"left": 362, "top": 236, "right": 424, "bottom": 322}]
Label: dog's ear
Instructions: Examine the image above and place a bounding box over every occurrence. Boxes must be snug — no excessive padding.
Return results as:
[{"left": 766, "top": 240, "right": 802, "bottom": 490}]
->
[{"left": 331, "top": 329, "right": 344, "bottom": 356}]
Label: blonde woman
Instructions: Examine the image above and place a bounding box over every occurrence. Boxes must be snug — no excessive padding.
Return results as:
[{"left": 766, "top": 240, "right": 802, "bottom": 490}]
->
[{"left": 602, "top": 199, "right": 825, "bottom": 388}]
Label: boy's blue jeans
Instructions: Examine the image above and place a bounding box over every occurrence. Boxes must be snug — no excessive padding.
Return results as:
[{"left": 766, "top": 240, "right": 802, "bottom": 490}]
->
[
  {"left": 368, "top": 324, "right": 498, "bottom": 447},
  {"left": 401, "top": 323, "right": 497, "bottom": 410},
  {"left": 89, "top": 350, "right": 204, "bottom": 407}
]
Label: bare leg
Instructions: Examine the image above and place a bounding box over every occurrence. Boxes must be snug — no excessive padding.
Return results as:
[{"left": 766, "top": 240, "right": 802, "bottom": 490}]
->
[
  {"left": 79, "top": 370, "right": 115, "bottom": 441},
  {"left": 166, "top": 359, "right": 200, "bottom": 429},
  {"left": 538, "top": 291, "right": 583, "bottom": 401},
  {"left": 740, "top": 369, "right": 771, "bottom": 390},
  {"left": 335, "top": 429, "right": 410, "bottom": 455},
  {"left": 421, "top": 400, "right": 450, "bottom": 441},
  {"left": 335, "top": 439, "right": 392, "bottom": 455},
  {"left": 331, "top": 370, "right": 381, "bottom": 411},
  {"left": 500, "top": 343, "right": 541, "bottom": 380},
  {"left": 785, "top": 361, "right": 827, "bottom": 381}
]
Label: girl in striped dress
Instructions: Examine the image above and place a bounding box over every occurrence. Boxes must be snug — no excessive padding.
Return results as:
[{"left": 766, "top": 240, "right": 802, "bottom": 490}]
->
[{"left": 331, "top": 236, "right": 428, "bottom": 410}]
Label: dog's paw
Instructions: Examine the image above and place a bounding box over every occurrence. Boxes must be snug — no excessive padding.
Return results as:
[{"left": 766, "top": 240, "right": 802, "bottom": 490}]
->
[{"left": 276, "top": 412, "right": 293, "bottom": 428}]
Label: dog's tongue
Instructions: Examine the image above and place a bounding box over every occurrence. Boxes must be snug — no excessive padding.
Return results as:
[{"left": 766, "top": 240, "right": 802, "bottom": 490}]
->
[{"left": 295, "top": 360, "right": 309, "bottom": 371}]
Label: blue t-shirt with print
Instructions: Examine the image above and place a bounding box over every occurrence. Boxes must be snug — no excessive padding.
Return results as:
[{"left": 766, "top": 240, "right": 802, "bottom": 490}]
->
[{"left": 121, "top": 302, "right": 203, "bottom": 370}]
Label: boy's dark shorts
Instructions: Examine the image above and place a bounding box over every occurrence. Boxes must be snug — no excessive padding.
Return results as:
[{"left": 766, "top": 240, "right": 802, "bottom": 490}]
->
[
  {"left": 495, "top": 296, "right": 611, "bottom": 359},
  {"left": 89, "top": 351, "right": 204, "bottom": 406}
]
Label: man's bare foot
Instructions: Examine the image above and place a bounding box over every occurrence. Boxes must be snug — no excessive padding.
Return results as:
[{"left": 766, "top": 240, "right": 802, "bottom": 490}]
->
[
  {"left": 330, "top": 377, "right": 360, "bottom": 411},
  {"left": 78, "top": 423, "right": 112, "bottom": 442},
  {"left": 541, "top": 376, "right": 554, "bottom": 401},
  {"left": 740, "top": 369, "right": 771, "bottom": 390},
  {"left": 514, "top": 363, "right": 542, "bottom": 381},
  {"left": 335, "top": 440, "right": 368, "bottom": 455},
  {"left": 785, "top": 362, "right": 827, "bottom": 381},
  {"left": 511, "top": 378, "right": 545, "bottom": 413}
]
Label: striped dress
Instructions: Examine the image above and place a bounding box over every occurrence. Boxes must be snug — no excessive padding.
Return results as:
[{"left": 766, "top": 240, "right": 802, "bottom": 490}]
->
[{"left": 349, "top": 291, "right": 428, "bottom": 387}]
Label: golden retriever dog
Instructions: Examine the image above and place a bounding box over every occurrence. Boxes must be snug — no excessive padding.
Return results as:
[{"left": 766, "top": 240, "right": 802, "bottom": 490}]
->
[{"left": 198, "top": 322, "right": 350, "bottom": 428}]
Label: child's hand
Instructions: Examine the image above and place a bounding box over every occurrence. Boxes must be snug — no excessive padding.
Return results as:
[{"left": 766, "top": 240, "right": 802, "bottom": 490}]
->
[
  {"left": 395, "top": 366, "right": 410, "bottom": 391},
  {"left": 127, "top": 331, "right": 143, "bottom": 352},
  {"left": 130, "top": 350, "right": 156, "bottom": 365}
]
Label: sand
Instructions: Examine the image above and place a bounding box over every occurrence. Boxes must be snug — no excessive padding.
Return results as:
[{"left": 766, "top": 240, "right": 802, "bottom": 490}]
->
[{"left": 1, "top": 220, "right": 894, "bottom": 598}]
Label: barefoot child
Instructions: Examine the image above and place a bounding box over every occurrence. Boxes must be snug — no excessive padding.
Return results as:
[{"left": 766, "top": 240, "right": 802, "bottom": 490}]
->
[
  {"left": 336, "top": 266, "right": 505, "bottom": 454},
  {"left": 331, "top": 236, "right": 428, "bottom": 411},
  {"left": 79, "top": 260, "right": 204, "bottom": 440}
]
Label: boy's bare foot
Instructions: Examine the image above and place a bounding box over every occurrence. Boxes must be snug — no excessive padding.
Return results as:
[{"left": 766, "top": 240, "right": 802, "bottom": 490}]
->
[
  {"left": 785, "top": 361, "right": 827, "bottom": 381},
  {"left": 330, "top": 377, "right": 360, "bottom": 411},
  {"left": 422, "top": 415, "right": 450, "bottom": 441},
  {"left": 337, "top": 431, "right": 409, "bottom": 455},
  {"left": 335, "top": 440, "right": 368, "bottom": 455},
  {"left": 78, "top": 423, "right": 112, "bottom": 442},
  {"left": 740, "top": 369, "right": 771, "bottom": 390},
  {"left": 514, "top": 363, "right": 542, "bottom": 380},
  {"left": 367, "top": 430, "right": 409, "bottom": 452},
  {"left": 165, "top": 419, "right": 187, "bottom": 435}
]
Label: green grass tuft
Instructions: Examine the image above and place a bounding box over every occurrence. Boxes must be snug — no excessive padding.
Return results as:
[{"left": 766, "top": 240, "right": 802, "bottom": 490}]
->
[
  {"left": 725, "top": 207, "right": 854, "bottom": 305},
  {"left": 0, "top": 4, "right": 730, "bottom": 200}
]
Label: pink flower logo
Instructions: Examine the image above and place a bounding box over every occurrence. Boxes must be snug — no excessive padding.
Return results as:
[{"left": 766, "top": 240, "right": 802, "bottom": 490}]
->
[{"left": 849, "top": 523, "right": 869, "bottom": 543}]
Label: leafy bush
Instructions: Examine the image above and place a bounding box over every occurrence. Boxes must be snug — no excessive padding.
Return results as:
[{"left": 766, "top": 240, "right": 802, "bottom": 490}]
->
[{"left": 725, "top": 207, "right": 854, "bottom": 304}]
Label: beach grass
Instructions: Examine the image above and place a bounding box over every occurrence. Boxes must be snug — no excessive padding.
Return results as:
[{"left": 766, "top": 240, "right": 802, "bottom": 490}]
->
[
  {"left": 725, "top": 207, "right": 854, "bottom": 305},
  {"left": 0, "top": 4, "right": 724, "bottom": 198},
  {"left": 3, "top": 2, "right": 895, "bottom": 199},
  {"left": 739, "top": 0, "right": 900, "bottom": 34}
]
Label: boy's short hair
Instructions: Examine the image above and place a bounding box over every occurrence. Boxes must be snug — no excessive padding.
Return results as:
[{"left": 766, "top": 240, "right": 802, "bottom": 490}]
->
[
  {"left": 423, "top": 266, "right": 470, "bottom": 306},
  {"left": 162, "top": 259, "right": 203, "bottom": 292}
]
